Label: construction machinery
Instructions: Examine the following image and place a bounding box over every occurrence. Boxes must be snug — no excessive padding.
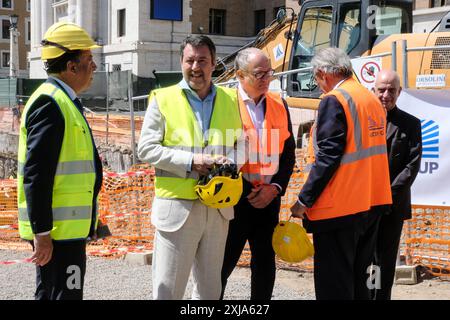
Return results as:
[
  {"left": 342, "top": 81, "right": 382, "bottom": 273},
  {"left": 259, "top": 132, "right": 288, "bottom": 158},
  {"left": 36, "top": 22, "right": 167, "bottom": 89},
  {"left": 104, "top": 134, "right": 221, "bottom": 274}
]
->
[{"left": 215, "top": 0, "right": 450, "bottom": 111}]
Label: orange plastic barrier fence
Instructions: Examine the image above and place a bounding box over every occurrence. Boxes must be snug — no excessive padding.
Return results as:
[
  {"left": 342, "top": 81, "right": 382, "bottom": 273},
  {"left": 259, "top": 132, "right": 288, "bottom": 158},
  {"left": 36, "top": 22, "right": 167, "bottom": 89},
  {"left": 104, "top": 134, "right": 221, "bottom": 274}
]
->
[
  {"left": 1, "top": 155, "right": 449, "bottom": 277},
  {"left": 0, "top": 179, "right": 18, "bottom": 234},
  {"left": 401, "top": 205, "right": 450, "bottom": 277}
]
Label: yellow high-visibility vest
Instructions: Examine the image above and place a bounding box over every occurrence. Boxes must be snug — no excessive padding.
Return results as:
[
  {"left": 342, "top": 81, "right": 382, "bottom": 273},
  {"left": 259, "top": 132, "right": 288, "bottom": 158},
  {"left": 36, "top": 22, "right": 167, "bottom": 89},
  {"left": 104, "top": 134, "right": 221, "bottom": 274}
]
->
[
  {"left": 150, "top": 85, "right": 242, "bottom": 200},
  {"left": 17, "top": 82, "right": 97, "bottom": 240}
]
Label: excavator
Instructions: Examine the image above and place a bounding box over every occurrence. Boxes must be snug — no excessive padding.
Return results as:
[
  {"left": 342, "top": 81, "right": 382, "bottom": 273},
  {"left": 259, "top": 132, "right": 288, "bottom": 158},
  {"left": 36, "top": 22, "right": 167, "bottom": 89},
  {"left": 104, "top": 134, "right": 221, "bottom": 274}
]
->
[
  {"left": 215, "top": 0, "right": 450, "bottom": 112},
  {"left": 215, "top": 0, "right": 450, "bottom": 214}
]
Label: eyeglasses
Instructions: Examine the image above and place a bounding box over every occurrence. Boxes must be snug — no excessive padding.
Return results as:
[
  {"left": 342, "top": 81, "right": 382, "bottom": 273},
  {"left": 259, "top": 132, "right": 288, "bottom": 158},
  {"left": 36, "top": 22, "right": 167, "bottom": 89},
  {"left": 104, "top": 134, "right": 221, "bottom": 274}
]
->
[{"left": 246, "top": 69, "right": 275, "bottom": 80}]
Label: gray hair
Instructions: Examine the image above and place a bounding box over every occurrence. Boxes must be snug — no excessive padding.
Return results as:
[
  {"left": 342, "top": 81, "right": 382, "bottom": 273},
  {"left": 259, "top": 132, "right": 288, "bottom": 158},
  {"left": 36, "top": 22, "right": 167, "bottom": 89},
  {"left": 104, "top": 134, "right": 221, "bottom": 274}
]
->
[
  {"left": 234, "top": 47, "right": 261, "bottom": 71},
  {"left": 311, "top": 47, "right": 353, "bottom": 78}
]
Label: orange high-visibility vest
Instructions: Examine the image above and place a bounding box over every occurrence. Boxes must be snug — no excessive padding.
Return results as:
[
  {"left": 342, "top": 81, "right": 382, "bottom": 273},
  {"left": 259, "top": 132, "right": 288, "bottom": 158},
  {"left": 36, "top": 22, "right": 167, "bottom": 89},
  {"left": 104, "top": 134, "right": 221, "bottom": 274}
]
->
[
  {"left": 305, "top": 78, "right": 392, "bottom": 221},
  {"left": 239, "top": 92, "right": 290, "bottom": 186}
]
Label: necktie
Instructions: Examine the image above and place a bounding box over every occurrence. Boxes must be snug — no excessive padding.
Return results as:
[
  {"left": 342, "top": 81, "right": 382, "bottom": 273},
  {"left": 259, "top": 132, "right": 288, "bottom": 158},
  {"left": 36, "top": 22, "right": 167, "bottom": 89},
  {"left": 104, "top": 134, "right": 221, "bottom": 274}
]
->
[{"left": 73, "top": 98, "right": 84, "bottom": 114}]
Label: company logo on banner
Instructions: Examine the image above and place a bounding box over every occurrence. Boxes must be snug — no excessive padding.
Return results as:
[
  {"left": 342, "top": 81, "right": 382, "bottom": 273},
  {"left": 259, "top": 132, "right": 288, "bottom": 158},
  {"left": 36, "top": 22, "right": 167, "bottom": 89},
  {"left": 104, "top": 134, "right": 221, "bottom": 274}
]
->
[
  {"left": 397, "top": 90, "right": 450, "bottom": 206},
  {"left": 419, "top": 120, "right": 439, "bottom": 175}
]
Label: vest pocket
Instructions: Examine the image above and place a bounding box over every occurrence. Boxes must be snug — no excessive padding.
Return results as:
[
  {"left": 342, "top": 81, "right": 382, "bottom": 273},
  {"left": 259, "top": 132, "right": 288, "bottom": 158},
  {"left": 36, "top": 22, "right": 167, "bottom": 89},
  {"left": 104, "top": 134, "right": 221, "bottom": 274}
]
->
[
  {"left": 52, "top": 188, "right": 93, "bottom": 221},
  {"left": 73, "top": 123, "right": 90, "bottom": 158}
]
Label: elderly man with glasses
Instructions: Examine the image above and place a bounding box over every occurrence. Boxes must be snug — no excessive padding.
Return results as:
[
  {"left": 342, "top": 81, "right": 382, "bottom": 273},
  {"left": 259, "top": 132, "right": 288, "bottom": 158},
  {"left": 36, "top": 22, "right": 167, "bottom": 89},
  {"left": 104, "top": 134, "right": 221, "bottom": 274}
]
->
[{"left": 220, "top": 47, "right": 296, "bottom": 300}]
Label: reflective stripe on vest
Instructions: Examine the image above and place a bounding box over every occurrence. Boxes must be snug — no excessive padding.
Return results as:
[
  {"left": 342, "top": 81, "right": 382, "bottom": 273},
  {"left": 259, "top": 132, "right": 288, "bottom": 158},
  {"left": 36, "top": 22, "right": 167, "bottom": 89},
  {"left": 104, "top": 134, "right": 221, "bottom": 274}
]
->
[
  {"left": 151, "top": 85, "right": 242, "bottom": 200},
  {"left": 239, "top": 92, "right": 290, "bottom": 186},
  {"left": 305, "top": 79, "right": 392, "bottom": 221},
  {"left": 19, "top": 207, "right": 91, "bottom": 222},
  {"left": 17, "top": 160, "right": 94, "bottom": 176},
  {"left": 335, "top": 88, "right": 387, "bottom": 163},
  {"left": 17, "top": 82, "right": 96, "bottom": 240}
]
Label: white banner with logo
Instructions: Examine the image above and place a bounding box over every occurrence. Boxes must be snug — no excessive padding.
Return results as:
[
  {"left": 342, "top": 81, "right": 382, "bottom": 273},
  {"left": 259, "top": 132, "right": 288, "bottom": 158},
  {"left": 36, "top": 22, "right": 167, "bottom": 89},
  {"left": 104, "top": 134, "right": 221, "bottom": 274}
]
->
[{"left": 397, "top": 89, "right": 450, "bottom": 206}]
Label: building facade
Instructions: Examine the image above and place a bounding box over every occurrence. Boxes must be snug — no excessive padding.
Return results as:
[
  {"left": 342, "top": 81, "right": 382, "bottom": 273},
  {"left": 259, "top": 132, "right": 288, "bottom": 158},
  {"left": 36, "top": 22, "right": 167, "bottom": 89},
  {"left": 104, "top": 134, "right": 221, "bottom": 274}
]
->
[
  {"left": 29, "top": 0, "right": 300, "bottom": 79},
  {"left": 0, "top": 0, "right": 31, "bottom": 78},
  {"left": 414, "top": 0, "right": 450, "bottom": 33},
  {"left": 29, "top": 1, "right": 450, "bottom": 79}
]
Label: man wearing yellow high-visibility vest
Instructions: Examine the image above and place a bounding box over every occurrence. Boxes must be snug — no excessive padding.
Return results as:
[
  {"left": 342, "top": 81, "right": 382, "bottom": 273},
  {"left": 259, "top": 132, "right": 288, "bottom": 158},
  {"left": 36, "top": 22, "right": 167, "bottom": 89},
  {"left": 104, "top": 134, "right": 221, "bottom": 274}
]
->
[
  {"left": 138, "top": 35, "right": 242, "bottom": 300},
  {"left": 17, "top": 22, "right": 102, "bottom": 300}
]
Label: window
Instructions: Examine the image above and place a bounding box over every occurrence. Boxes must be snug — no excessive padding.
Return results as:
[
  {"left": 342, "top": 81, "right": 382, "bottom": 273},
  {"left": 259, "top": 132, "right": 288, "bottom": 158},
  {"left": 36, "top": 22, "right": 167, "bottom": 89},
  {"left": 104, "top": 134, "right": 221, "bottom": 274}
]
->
[
  {"left": 25, "top": 18, "right": 30, "bottom": 44},
  {"left": 291, "top": 6, "right": 333, "bottom": 93},
  {"left": 431, "top": 0, "right": 450, "bottom": 7},
  {"left": 254, "top": 10, "right": 266, "bottom": 35},
  {"left": 2, "top": 51, "right": 10, "bottom": 68},
  {"left": 209, "top": 9, "right": 226, "bottom": 35},
  {"left": 112, "top": 64, "right": 122, "bottom": 72},
  {"left": 2, "top": 18, "right": 10, "bottom": 39},
  {"left": 372, "top": 5, "right": 410, "bottom": 36},
  {"left": 118, "top": 9, "right": 126, "bottom": 37},
  {"left": 27, "top": 0, "right": 31, "bottom": 11},
  {"left": 151, "top": 0, "right": 182, "bottom": 21},
  {"left": 338, "top": 4, "right": 361, "bottom": 53},
  {"left": 1, "top": 0, "right": 12, "bottom": 9}
]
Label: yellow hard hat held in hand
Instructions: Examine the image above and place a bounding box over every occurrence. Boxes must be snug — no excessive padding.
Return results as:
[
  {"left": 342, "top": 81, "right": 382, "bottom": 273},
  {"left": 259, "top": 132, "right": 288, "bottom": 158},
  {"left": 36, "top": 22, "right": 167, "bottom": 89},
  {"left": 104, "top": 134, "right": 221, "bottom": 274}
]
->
[
  {"left": 41, "top": 22, "right": 101, "bottom": 61},
  {"left": 195, "top": 163, "right": 243, "bottom": 209},
  {"left": 272, "top": 218, "right": 314, "bottom": 263}
]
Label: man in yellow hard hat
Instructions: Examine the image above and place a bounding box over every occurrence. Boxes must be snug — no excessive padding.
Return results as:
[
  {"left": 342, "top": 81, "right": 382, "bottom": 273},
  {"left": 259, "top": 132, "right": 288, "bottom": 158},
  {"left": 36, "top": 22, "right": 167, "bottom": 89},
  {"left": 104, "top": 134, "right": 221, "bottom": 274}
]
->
[{"left": 17, "top": 22, "right": 102, "bottom": 300}]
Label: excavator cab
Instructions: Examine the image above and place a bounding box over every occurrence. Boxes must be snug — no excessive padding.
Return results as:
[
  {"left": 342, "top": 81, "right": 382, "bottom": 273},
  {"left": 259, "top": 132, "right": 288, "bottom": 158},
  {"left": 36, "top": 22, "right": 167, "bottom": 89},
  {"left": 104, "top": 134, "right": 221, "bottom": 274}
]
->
[{"left": 287, "top": 0, "right": 412, "bottom": 98}]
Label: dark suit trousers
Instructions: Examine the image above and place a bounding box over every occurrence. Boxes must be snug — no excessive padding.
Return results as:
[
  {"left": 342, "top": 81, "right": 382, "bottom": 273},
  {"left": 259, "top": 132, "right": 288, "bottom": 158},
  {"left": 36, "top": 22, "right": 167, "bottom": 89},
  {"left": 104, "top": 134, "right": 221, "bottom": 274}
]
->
[
  {"left": 221, "top": 197, "right": 280, "bottom": 300},
  {"left": 312, "top": 208, "right": 382, "bottom": 300},
  {"left": 373, "top": 211, "right": 405, "bottom": 300},
  {"left": 31, "top": 240, "right": 86, "bottom": 300}
]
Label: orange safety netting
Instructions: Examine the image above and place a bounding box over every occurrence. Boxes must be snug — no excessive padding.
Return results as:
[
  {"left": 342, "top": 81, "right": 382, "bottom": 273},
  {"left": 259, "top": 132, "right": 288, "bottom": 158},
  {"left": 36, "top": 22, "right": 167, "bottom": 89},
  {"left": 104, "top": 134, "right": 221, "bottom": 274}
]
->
[
  {"left": 401, "top": 205, "right": 450, "bottom": 277},
  {"left": 94, "top": 164, "right": 156, "bottom": 256},
  {"left": 1, "top": 153, "right": 449, "bottom": 277}
]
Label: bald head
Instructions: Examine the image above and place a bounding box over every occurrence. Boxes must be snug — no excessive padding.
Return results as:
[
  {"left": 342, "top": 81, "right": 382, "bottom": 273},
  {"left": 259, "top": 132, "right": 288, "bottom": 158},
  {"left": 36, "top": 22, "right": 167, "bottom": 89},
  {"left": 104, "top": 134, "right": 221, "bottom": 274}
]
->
[
  {"left": 235, "top": 48, "right": 269, "bottom": 71},
  {"left": 235, "top": 47, "right": 272, "bottom": 102},
  {"left": 374, "top": 69, "right": 402, "bottom": 111}
]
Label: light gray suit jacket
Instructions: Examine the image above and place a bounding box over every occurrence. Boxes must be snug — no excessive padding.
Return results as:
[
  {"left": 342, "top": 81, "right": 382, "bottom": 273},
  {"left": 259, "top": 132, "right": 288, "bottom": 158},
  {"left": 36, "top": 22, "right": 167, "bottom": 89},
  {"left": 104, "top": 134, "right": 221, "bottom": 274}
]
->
[{"left": 137, "top": 91, "right": 236, "bottom": 232}]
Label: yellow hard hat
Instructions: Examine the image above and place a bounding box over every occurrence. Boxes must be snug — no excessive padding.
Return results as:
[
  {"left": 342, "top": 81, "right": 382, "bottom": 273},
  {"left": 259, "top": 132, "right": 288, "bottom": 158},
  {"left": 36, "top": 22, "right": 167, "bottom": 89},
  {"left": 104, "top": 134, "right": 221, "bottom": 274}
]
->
[
  {"left": 195, "top": 171, "right": 243, "bottom": 209},
  {"left": 41, "top": 22, "right": 101, "bottom": 60},
  {"left": 272, "top": 221, "right": 314, "bottom": 263}
]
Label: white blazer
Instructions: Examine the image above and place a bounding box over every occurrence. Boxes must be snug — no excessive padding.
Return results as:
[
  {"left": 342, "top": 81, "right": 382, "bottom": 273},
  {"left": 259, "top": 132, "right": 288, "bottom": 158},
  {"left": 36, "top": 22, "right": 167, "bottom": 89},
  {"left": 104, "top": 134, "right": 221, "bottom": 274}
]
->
[{"left": 138, "top": 93, "right": 235, "bottom": 232}]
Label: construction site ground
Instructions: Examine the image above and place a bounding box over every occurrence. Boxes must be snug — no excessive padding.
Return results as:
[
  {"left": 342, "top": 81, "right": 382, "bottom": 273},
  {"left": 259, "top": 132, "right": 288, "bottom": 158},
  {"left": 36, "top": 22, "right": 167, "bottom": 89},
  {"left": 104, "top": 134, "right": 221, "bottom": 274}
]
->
[{"left": 1, "top": 249, "right": 449, "bottom": 300}]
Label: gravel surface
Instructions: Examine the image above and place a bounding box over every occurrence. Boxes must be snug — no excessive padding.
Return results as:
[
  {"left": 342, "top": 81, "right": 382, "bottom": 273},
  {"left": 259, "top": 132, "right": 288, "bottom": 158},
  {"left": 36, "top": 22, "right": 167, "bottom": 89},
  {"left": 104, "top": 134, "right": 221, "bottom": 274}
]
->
[
  {"left": 1, "top": 249, "right": 449, "bottom": 300},
  {"left": 0, "top": 249, "right": 314, "bottom": 300}
]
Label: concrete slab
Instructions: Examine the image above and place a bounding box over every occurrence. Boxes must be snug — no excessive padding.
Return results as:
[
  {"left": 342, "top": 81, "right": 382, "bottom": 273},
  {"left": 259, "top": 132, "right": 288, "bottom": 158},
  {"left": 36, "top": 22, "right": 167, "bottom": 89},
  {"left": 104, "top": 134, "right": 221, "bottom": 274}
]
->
[
  {"left": 124, "top": 252, "right": 153, "bottom": 266},
  {"left": 395, "top": 265, "right": 418, "bottom": 285}
]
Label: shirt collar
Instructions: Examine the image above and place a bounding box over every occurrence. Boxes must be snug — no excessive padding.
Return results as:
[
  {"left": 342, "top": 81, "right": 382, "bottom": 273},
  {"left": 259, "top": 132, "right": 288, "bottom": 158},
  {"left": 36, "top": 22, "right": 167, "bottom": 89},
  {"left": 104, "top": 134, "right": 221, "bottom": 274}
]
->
[
  {"left": 49, "top": 76, "right": 78, "bottom": 101},
  {"left": 179, "top": 78, "right": 216, "bottom": 100},
  {"left": 333, "top": 78, "right": 348, "bottom": 90},
  {"left": 238, "top": 83, "right": 266, "bottom": 105}
]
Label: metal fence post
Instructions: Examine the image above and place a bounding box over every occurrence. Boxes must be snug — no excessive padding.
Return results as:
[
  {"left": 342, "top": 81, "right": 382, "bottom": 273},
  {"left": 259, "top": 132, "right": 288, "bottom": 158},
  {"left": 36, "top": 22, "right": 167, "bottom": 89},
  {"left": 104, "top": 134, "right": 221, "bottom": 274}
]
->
[
  {"left": 401, "top": 39, "right": 408, "bottom": 88},
  {"left": 106, "top": 69, "right": 110, "bottom": 145},
  {"left": 128, "top": 70, "right": 137, "bottom": 165},
  {"left": 391, "top": 41, "right": 397, "bottom": 72}
]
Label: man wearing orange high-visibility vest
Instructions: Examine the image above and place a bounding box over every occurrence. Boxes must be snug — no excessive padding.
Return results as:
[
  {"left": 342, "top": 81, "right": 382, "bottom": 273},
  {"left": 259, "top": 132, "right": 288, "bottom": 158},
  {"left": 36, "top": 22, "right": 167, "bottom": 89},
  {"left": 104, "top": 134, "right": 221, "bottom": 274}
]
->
[
  {"left": 291, "top": 48, "right": 392, "bottom": 300},
  {"left": 221, "top": 48, "right": 296, "bottom": 300}
]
